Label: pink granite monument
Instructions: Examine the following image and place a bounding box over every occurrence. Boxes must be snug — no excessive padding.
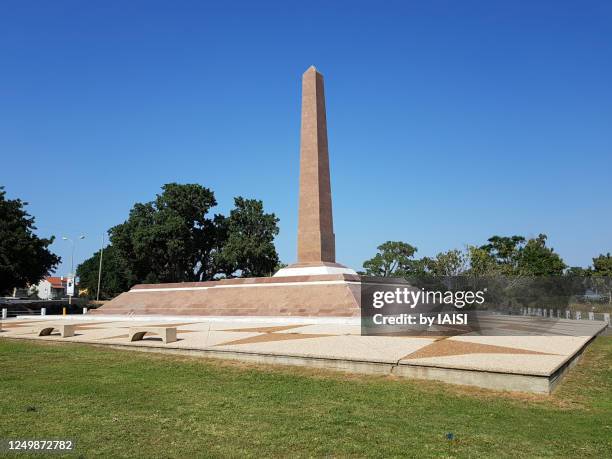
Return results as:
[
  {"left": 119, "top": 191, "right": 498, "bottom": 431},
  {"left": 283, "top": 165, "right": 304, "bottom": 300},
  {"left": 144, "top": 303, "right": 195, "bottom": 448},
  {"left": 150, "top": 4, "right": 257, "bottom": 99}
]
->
[
  {"left": 275, "top": 66, "right": 356, "bottom": 278},
  {"left": 94, "top": 66, "right": 359, "bottom": 317}
]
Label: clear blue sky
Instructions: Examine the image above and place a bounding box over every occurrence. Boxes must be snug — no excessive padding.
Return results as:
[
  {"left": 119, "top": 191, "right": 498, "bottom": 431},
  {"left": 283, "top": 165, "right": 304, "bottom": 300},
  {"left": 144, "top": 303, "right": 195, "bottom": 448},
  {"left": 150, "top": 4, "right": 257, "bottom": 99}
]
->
[{"left": 1, "top": 0, "right": 610, "bottom": 275}]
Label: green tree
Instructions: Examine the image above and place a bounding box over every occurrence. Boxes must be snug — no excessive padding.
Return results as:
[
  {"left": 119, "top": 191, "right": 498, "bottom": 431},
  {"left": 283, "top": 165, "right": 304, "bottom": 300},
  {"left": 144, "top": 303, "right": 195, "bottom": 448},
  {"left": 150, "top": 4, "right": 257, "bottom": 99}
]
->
[
  {"left": 592, "top": 253, "right": 612, "bottom": 276},
  {"left": 591, "top": 253, "right": 612, "bottom": 303},
  {"left": 0, "top": 187, "right": 60, "bottom": 294},
  {"left": 479, "top": 234, "right": 565, "bottom": 276},
  {"left": 467, "top": 245, "right": 500, "bottom": 276},
  {"left": 78, "top": 183, "right": 281, "bottom": 292},
  {"left": 214, "top": 197, "right": 280, "bottom": 277},
  {"left": 516, "top": 234, "right": 566, "bottom": 276},
  {"left": 76, "top": 244, "right": 131, "bottom": 299},
  {"left": 109, "top": 183, "right": 220, "bottom": 283},
  {"left": 427, "top": 249, "right": 468, "bottom": 276},
  {"left": 480, "top": 235, "right": 525, "bottom": 274},
  {"left": 362, "top": 241, "right": 418, "bottom": 277}
]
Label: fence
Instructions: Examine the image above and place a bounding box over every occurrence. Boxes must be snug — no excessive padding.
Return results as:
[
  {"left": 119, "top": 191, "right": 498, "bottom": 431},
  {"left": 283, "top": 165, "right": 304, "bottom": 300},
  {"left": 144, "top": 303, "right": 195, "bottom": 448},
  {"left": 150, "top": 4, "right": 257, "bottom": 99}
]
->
[
  {"left": 1, "top": 307, "right": 89, "bottom": 319},
  {"left": 521, "top": 307, "right": 610, "bottom": 327}
]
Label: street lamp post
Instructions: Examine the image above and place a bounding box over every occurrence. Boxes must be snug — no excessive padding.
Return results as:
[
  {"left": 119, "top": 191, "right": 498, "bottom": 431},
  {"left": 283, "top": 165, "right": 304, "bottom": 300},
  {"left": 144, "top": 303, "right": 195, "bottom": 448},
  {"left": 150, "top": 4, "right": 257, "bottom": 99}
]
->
[{"left": 62, "top": 235, "right": 85, "bottom": 306}]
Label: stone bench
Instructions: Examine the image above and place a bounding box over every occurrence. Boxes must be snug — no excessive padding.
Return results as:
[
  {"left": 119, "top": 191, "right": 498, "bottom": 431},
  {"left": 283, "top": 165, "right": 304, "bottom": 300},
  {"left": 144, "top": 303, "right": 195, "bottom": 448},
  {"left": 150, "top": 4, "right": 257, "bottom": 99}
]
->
[
  {"left": 128, "top": 327, "right": 177, "bottom": 344},
  {"left": 38, "top": 324, "right": 75, "bottom": 338}
]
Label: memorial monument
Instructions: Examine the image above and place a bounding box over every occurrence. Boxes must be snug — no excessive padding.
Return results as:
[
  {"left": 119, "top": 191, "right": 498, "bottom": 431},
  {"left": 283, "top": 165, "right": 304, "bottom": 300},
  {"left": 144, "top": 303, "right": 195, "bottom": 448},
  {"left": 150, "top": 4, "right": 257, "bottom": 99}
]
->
[
  {"left": 275, "top": 66, "right": 356, "bottom": 277},
  {"left": 94, "top": 66, "right": 360, "bottom": 317}
]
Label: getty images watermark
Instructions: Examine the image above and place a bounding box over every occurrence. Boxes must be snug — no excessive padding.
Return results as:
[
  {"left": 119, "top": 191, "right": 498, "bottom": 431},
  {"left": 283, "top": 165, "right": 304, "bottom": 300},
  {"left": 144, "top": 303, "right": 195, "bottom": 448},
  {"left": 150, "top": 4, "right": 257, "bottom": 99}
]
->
[
  {"left": 371, "top": 287, "right": 486, "bottom": 325},
  {"left": 359, "top": 275, "right": 604, "bottom": 336},
  {"left": 361, "top": 277, "right": 485, "bottom": 335}
]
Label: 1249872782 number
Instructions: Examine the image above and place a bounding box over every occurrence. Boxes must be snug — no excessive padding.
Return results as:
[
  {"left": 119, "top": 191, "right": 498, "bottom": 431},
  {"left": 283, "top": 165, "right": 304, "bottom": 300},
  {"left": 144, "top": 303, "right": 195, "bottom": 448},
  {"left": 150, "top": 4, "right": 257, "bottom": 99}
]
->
[{"left": 2, "top": 439, "right": 75, "bottom": 451}]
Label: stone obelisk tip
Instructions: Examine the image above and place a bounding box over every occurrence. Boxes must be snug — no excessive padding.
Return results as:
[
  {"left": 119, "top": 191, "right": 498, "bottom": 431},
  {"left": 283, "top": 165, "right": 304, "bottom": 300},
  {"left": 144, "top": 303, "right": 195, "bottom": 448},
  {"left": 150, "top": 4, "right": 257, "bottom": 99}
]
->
[{"left": 296, "top": 64, "right": 336, "bottom": 264}]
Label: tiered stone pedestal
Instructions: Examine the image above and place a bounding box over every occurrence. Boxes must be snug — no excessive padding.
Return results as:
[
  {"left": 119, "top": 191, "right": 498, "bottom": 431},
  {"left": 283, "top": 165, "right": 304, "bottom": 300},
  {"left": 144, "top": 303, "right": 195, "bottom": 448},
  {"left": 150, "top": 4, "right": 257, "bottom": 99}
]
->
[{"left": 93, "top": 274, "right": 361, "bottom": 317}]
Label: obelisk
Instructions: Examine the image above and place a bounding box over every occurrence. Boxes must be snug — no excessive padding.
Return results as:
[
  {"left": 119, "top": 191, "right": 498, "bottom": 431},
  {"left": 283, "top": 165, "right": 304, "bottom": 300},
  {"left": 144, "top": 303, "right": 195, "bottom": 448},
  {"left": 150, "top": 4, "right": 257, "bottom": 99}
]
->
[
  {"left": 297, "top": 66, "right": 336, "bottom": 264},
  {"left": 275, "top": 66, "right": 356, "bottom": 277}
]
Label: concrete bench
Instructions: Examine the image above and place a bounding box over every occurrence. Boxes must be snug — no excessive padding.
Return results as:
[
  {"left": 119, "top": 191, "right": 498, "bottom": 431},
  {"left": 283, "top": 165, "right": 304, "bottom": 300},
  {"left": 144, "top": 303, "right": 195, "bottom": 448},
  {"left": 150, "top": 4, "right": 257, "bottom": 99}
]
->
[
  {"left": 128, "top": 327, "right": 177, "bottom": 344},
  {"left": 38, "top": 324, "right": 76, "bottom": 338}
]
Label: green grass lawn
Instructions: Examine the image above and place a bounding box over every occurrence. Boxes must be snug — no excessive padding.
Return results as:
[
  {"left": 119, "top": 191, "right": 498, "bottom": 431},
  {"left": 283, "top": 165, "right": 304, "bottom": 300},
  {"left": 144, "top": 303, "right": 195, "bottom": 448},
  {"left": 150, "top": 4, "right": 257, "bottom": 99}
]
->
[{"left": 0, "top": 338, "right": 611, "bottom": 458}]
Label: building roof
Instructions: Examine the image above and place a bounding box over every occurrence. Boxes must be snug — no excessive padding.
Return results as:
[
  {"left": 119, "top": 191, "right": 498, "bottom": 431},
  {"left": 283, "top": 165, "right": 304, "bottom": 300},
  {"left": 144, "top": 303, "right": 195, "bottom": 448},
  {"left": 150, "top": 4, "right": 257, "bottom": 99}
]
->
[{"left": 45, "top": 277, "right": 67, "bottom": 289}]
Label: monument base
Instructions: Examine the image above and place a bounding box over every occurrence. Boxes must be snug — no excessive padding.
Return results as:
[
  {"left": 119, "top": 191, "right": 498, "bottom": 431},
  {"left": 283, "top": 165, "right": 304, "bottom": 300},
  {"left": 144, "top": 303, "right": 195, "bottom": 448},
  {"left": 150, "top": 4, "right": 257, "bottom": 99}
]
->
[
  {"left": 274, "top": 261, "right": 358, "bottom": 277},
  {"left": 92, "top": 274, "right": 361, "bottom": 317}
]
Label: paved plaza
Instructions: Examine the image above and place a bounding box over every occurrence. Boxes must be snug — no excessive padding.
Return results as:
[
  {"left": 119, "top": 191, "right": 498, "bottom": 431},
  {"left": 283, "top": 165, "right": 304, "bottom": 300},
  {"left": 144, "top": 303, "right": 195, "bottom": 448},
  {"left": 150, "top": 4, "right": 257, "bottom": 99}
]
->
[{"left": 1, "top": 314, "right": 606, "bottom": 394}]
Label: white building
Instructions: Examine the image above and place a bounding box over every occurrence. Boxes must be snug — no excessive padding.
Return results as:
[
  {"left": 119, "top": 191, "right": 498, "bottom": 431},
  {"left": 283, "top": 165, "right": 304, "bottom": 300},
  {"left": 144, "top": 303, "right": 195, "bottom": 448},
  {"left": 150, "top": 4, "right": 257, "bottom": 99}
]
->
[{"left": 33, "top": 276, "right": 69, "bottom": 300}]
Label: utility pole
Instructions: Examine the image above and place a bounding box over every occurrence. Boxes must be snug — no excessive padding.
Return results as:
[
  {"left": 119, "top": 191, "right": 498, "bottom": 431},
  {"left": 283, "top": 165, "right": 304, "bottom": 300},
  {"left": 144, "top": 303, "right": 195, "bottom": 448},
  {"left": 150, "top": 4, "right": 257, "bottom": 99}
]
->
[{"left": 96, "top": 233, "right": 105, "bottom": 302}]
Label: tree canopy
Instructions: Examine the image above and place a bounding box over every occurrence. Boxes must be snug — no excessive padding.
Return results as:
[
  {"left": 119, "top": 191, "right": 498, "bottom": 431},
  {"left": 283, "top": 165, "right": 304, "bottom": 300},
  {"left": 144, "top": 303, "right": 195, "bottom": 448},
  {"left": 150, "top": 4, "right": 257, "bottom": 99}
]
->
[
  {"left": 592, "top": 253, "right": 612, "bottom": 277},
  {"left": 109, "top": 183, "right": 220, "bottom": 284},
  {"left": 516, "top": 234, "right": 566, "bottom": 276},
  {"left": 77, "top": 183, "right": 280, "bottom": 298},
  {"left": 362, "top": 241, "right": 419, "bottom": 277},
  {"left": 424, "top": 249, "right": 468, "bottom": 277},
  {"left": 362, "top": 234, "right": 568, "bottom": 278},
  {"left": 214, "top": 197, "right": 279, "bottom": 278},
  {"left": 479, "top": 234, "right": 566, "bottom": 276},
  {"left": 591, "top": 253, "right": 612, "bottom": 304},
  {"left": 0, "top": 186, "right": 60, "bottom": 295}
]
